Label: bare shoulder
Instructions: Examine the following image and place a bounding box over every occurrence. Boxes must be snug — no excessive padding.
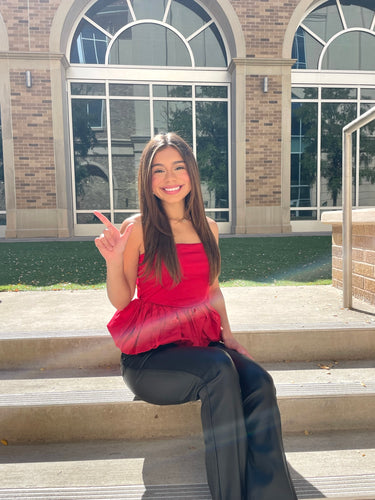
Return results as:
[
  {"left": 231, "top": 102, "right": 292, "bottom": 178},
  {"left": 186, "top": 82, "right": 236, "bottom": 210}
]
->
[
  {"left": 120, "top": 213, "right": 142, "bottom": 233},
  {"left": 120, "top": 214, "right": 143, "bottom": 251},
  {"left": 206, "top": 216, "right": 219, "bottom": 240}
]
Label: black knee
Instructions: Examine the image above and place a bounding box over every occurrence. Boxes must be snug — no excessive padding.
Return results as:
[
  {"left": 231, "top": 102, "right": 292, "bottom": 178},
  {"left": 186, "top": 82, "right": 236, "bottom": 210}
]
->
[
  {"left": 242, "top": 364, "right": 277, "bottom": 403},
  {"left": 203, "top": 347, "right": 238, "bottom": 383}
]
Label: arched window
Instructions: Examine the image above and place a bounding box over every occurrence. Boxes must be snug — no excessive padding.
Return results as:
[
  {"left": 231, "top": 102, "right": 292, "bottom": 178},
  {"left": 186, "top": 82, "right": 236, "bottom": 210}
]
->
[
  {"left": 290, "top": 0, "right": 375, "bottom": 227},
  {"left": 68, "top": 0, "right": 230, "bottom": 234},
  {"left": 70, "top": 0, "right": 227, "bottom": 67}
]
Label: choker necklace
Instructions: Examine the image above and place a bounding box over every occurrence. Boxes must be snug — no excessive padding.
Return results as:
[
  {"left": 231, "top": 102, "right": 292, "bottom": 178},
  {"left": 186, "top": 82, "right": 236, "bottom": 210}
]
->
[{"left": 169, "top": 216, "right": 190, "bottom": 224}]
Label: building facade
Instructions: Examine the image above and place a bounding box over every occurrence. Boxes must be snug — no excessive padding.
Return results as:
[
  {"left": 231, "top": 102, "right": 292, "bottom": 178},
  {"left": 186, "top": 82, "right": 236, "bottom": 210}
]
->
[{"left": 0, "top": 0, "right": 374, "bottom": 238}]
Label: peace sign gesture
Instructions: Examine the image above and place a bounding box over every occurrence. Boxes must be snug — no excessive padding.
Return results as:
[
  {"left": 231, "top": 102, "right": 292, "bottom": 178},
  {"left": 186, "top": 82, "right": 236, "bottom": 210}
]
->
[{"left": 94, "top": 211, "right": 134, "bottom": 263}]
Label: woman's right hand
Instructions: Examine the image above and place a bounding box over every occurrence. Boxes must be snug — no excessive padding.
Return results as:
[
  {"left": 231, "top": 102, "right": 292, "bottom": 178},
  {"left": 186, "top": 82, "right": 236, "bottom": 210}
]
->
[{"left": 94, "top": 211, "right": 134, "bottom": 263}]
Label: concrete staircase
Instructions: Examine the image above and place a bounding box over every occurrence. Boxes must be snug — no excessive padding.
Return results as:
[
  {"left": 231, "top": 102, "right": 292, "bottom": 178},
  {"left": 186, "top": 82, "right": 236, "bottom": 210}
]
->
[{"left": 0, "top": 286, "right": 375, "bottom": 500}]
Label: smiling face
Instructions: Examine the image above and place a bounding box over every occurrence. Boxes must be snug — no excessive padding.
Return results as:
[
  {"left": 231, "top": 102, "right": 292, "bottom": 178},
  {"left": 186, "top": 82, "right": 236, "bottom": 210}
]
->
[{"left": 151, "top": 146, "right": 192, "bottom": 207}]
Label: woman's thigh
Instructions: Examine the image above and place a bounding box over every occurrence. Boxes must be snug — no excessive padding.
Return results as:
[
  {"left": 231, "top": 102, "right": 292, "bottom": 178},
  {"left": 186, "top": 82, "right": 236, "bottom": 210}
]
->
[{"left": 121, "top": 343, "right": 238, "bottom": 406}]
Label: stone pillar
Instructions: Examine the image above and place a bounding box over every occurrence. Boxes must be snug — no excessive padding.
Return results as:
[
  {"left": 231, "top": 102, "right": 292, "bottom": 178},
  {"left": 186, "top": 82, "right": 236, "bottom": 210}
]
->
[{"left": 231, "top": 57, "right": 294, "bottom": 234}]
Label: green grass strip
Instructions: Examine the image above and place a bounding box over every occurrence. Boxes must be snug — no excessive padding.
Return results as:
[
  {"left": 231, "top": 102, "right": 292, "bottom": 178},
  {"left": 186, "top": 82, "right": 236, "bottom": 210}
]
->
[{"left": 0, "top": 236, "right": 332, "bottom": 291}]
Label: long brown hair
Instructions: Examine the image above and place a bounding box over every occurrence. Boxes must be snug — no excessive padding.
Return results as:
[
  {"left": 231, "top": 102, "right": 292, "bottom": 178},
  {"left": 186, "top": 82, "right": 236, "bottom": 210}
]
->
[{"left": 138, "top": 133, "right": 220, "bottom": 285}]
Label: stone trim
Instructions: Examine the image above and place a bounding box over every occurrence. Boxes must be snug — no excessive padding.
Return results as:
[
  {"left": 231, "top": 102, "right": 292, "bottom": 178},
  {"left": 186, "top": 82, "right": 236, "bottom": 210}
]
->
[
  {"left": 229, "top": 57, "right": 296, "bottom": 73},
  {"left": 0, "top": 51, "right": 69, "bottom": 67}
]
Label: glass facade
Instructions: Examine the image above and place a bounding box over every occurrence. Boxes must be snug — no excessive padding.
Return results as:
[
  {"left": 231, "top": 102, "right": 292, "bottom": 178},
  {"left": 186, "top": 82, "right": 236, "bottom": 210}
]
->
[
  {"left": 70, "top": 82, "right": 230, "bottom": 224},
  {"left": 69, "top": 0, "right": 230, "bottom": 229},
  {"left": 291, "top": 87, "right": 375, "bottom": 219},
  {"left": 291, "top": 0, "right": 375, "bottom": 221}
]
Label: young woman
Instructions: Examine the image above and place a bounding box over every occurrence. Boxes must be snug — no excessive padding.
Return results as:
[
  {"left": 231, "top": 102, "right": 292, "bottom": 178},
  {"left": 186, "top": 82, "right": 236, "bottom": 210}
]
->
[{"left": 94, "top": 133, "right": 297, "bottom": 500}]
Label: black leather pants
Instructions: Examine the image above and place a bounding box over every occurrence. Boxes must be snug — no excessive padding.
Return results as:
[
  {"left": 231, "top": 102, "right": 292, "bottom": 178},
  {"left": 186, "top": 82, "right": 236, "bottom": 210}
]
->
[{"left": 121, "top": 342, "right": 297, "bottom": 500}]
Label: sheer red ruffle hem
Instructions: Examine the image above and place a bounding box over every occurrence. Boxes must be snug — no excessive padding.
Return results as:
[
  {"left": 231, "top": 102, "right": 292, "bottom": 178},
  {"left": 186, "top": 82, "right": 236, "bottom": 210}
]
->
[{"left": 107, "top": 243, "right": 222, "bottom": 354}]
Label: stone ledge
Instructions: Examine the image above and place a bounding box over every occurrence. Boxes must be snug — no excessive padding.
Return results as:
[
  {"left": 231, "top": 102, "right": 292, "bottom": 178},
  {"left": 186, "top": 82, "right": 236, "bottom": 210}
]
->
[{"left": 322, "top": 208, "right": 375, "bottom": 225}]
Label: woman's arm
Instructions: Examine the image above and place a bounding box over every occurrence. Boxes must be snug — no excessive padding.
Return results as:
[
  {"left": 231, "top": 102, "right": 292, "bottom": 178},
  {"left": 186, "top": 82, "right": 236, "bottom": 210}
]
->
[
  {"left": 209, "top": 279, "right": 253, "bottom": 358},
  {"left": 208, "top": 218, "right": 253, "bottom": 358},
  {"left": 94, "top": 211, "right": 142, "bottom": 310}
]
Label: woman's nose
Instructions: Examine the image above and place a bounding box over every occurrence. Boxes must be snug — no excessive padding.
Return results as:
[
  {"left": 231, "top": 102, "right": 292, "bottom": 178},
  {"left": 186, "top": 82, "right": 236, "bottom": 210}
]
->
[{"left": 165, "top": 168, "right": 176, "bottom": 180}]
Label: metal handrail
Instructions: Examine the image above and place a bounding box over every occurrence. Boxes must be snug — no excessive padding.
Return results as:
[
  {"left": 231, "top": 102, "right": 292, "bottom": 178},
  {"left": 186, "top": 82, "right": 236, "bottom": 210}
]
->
[{"left": 342, "top": 105, "right": 375, "bottom": 308}]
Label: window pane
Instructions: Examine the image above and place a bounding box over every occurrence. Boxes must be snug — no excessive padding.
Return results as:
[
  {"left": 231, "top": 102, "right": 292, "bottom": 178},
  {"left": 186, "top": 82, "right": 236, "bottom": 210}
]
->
[
  {"left": 110, "top": 100, "right": 150, "bottom": 209},
  {"left": 291, "top": 209, "right": 317, "bottom": 220},
  {"left": 196, "top": 86, "right": 227, "bottom": 98},
  {"left": 205, "top": 211, "right": 229, "bottom": 222},
  {"left": 153, "top": 101, "right": 193, "bottom": 146},
  {"left": 321, "top": 88, "right": 357, "bottom": 99},
  {"left": 166, "top": 0, "right": 210, "bottom": 39},
  {"left": 341, "top": 0, "right": 375, "bottom": 29},
  {"left": 109, "top": 84, "right": 149, "bottom": 96},
  {"left": 78, "top": 212, "right": 110, "bottom": 224},
  {"left": 320, "top": 102, "right": 356, "bottom": 207},
  {"left": 196, "top": 101, "right": 228, "bottom": 209},
  {"left": 292, "top": 28, "right": 322, "bottom": 69},
  {"left": 153, "top": 85, "right": 192, "bottom": 98},
  {"left": 303, "top": 0, "right": 343, "bottom": 42},
  {"left": 321, "top": 32, "right": 375, "bottom": 70},
  {"left": 131, "top": 0, "right": 168, "bottom": 21},
  {"left": 114, "top": 212, "right": 138, "bottom": 224},
  {"left": 70, "top": 19, "right": 109, "bottom": 64},
  {"left": 190, "top": 24, "right": 227, "bottom": 67},
  {"left": 71, "top": 83, "right": 105, "bottom": 96},
  {"left": 291, "top": 102, "right": 318, "bottom": 210},
  {"left": 86, "top": 0, "right": 130, "bottom": 35},
  {"left": 361, "top": 88, "right": 375, "bottom": 100},
  {"left": 291, "top": 87, "right": 318, "bottom": 99},
  {"left": 72, "top": 99, "right": 110, "bottom": 210},
  {"left": 359, "top": 103, "right": 375, "bottom": 206},
  {"left": 109, "top": 24, "right": 191, "bottom": 66}
]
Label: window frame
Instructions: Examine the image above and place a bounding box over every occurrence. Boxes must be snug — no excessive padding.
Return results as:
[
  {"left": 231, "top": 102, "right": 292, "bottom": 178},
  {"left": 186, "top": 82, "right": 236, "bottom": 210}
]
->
[
  {"left": 68, "top": 76, "right": 232, "bottom": 235},
  {"left": 291, "top": 79, "right": 375, "bottom": 222},
  {"left": 68, "top": 0, "right": 229, "bottom": 69},
  {"left": 291, "top": 0, "right": 375, "bottom": 231}
]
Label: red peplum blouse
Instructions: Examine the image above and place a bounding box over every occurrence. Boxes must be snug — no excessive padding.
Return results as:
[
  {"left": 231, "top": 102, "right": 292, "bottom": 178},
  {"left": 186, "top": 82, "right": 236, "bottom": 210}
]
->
[{"left": 107, "top": 243, "right": 222, "bottom": 355}]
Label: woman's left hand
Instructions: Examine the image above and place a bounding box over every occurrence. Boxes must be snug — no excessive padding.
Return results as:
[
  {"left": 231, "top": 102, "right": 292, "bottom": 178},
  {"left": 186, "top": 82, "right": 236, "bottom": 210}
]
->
[{"left": 223, "top": 335, "right": 254, "bottom": 360}]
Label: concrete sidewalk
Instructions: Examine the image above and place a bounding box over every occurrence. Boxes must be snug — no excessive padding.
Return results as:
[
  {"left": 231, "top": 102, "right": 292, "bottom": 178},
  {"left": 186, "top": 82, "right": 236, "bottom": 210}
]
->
[{"left": 1, "top": 285, "right": 375, "bottom": 334}]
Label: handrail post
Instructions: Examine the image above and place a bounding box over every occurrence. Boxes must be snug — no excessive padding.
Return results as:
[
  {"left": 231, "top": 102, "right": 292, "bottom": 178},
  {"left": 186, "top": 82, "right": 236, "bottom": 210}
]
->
[
  {"left": 342, "top": 129, "right": 352, "bottom": 309},
  {"left": 341, "top": 106, "right": 375, "bottom": 309}
]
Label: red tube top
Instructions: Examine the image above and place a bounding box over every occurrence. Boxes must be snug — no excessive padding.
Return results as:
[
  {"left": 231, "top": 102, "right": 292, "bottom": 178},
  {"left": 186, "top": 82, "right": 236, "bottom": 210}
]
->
[{"left": 107, "top": 243, "right": 222, "bottom": 354}]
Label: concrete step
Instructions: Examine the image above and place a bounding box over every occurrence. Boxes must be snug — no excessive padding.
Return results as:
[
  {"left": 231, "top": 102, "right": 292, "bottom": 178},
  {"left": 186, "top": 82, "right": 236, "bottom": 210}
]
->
[
  {"left": 1, "top": 324, "right": 374, "bottom": 370},
  {"left": 0, "top": 431, "right": 374, "bottom": 499},
  {"left": 1, "top": 362, "right": 374, "bottom": 444}
]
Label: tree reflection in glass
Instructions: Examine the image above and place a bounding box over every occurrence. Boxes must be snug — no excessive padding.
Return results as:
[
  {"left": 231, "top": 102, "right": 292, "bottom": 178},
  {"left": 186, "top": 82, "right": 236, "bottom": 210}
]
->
[{"left": 72, "top": 99, "right": 110, "bottom": 214}]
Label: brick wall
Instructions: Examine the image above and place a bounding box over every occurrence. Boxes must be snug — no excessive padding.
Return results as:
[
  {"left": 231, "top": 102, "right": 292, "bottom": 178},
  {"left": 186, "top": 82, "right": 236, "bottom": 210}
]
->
[
  {"left": 10, "top": 69, "right": 56, "bottom": 210},
  {"left": 231, "top": 0, "right": 299, "bottom": 58},
  {"left": 332, "top": 224, "right": 375, "bottom": 305},
  {"left": 246, "top": 74, "right": 283, "bottom": 207},
  {"left": 2, "top": 0, "right": 60, "bottom": 212},
  {"left": 2, "top": 0, "right": 60, "bottom": 52},
  {"left": 230, "top": 0, "right": 299, "bottom": 208}
]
